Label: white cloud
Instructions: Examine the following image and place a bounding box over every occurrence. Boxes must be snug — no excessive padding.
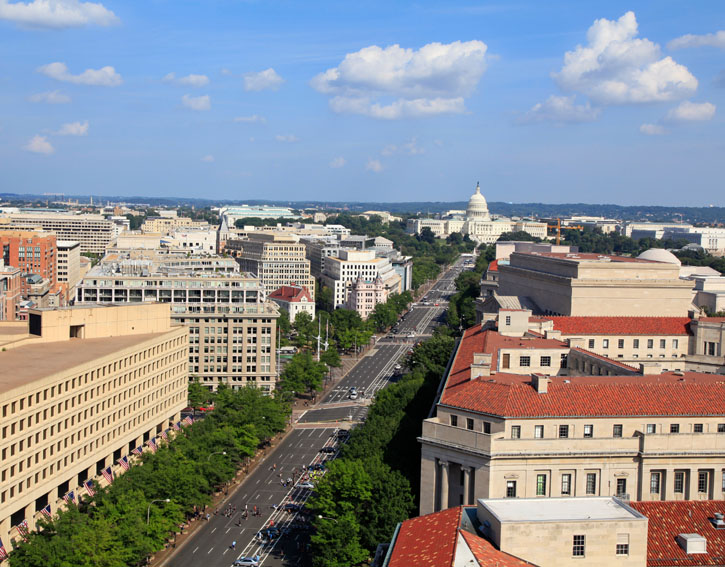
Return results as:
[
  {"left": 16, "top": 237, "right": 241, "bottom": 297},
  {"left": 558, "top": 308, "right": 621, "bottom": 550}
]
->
[
  {"left": 382, "top": 138, "right": 425, "bottom": 156},
  {"left": 668, "top": 31, "right": 725, "bottom": 50},
  {"left": 329, "top": 156, "right": 346, "bottom": 168},
  {"left": 23, "top": 134, "right": 54, "bottom": 154},
  {"left": 37, "top": 62, "right": 122, "bottom": 86},
  {"left": 233, "top": 114, "right": 266, "bottom": 123},
  {"left": 29, "top": 90, "right": 70, "bottom": 103},
  {"left": 665, "top": 100, "right": 716, "bottom": 122},
  {"left": 639, "top": 123, "right": 667, "bottom": 135},
  {"left": 275, "top": 134, "right": 298, "bottom": 143},
  {"left": 312, "top": 40, "right": 487, "bottom": 119},
  {"left": 181, "top": 94, "right": 210, "bottom": 111},
  {"left": 220, "top": 68, "right": 233, "bottom": 76},
  {"left": 244, "top": 68, "right": 284, "bottom": 92},
  {"left": 0, "top": 0, "right": 118, "bottom": 28},
  {"left": 201, "top": 154, "right": 214, "bottom": 162},
  {"left": 519, "top": 95, "right": 601, "bottom": 124},
  {"left": 553, "top": 11, "right": 697, "bottom": 105},
  {"left": 366, "top": 159, "right": 383, "bottom": 173},
  {"left": 56, "top": 120, "right": 88, "bottom": 135},
  {"left": 163, "top": 72, "right": 209, "bottom": 87}
]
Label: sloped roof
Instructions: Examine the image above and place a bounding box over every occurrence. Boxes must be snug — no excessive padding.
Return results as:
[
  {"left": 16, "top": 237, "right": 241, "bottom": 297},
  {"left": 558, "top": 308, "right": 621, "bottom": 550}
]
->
[
  {"left": 268, "top": 285, "right": 312, "bottom": 303},
  {"left": 542, "top": 316, "right": 692, "bottom": 336}
]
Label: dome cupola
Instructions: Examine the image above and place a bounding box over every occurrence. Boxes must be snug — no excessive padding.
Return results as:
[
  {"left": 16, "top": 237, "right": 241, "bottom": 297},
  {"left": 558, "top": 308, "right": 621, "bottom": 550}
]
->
[{"left": 466, "top": 182, "right": 490, "bottom": 220}]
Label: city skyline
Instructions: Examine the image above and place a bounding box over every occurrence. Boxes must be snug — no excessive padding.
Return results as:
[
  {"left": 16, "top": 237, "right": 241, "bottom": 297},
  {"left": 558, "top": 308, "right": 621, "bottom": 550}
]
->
[{"left": 1, "top": 0, "right": 724, "bottom": 205}]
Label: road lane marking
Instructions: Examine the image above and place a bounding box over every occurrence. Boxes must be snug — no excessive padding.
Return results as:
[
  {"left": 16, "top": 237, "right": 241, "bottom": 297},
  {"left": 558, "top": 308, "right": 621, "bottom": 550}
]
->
[
  {"left": 211, "top": 528, "right": 216, "bottom": 534},
  {"left": 207, "top": 547, "right": 214, "bottom": 554},
  {"left": 193, "top": 546, "right": 198, "bottom": 554}
]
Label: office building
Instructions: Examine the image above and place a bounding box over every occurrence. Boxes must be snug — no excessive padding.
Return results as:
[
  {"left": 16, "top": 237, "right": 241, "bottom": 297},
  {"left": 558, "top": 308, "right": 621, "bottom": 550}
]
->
[
  {"left": 268, "top": 284, "right": 315, "bottom": 321},
  {"left": 218, "top": 205, "right": 297, "bottom": 226},
  {"left": 0, "top": 262, "right": 21, "bottom": 321},
  {"left": 0, "top": 303, "right": 187, "bottom": 548},
  {"left": 347, "top": 276, "right": 388, "bottom": 320},
  {"left": 140, "top": 216, "right": 208, "bottom": 234},
  {"left": 0, "top": 230, "right": 58, "bottom": 298},
  {"left": 56, "top": 241, "right": 81, "bottom": 298}
]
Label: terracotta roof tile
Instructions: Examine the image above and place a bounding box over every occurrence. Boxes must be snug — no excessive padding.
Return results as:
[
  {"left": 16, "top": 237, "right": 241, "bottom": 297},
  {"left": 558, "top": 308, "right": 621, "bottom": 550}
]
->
[
  {"left": 544, "top": 316, "right": 692, "bottom": 336},
  {"left": 630, "top": 501, "right": 725, "bottom": 566},
  {"left": 388, "top": 506, "right": 461, "bottom": 567},
  {"left": 268, "top": 285, "right": 312, "bottom": 302},
  {"left": 460, "top": 530, "right": 535, "bottom": 566}
]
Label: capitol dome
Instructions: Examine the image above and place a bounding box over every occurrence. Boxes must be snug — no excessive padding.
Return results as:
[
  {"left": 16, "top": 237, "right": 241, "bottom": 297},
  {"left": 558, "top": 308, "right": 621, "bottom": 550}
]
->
[
  {"left": 466, "top": 182, "right": 491, "bottom": 220},
  {"left": 637, "top": 248, "right": 682, "bottom": 266}
]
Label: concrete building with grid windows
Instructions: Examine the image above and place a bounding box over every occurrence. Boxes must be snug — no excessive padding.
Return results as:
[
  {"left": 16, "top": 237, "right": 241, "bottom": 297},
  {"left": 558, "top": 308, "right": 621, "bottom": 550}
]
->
[
  {"left": 0, "top": 303, "right": 188, "bottom": 548},
  {"left": 75, "top": 254, "right": 279, "bottom": 392}
]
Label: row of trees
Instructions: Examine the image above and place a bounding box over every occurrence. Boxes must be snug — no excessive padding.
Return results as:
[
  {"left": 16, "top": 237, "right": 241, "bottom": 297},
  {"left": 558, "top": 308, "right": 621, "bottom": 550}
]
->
[
  {"left": 8, "top": 386, "right": 290, "bottom": 567},
  {"left": 446, "top": 247, "right": 494, "bottom": 331},
  {"left": 306, "top": 333, "right": 456, "bottom": 567}
]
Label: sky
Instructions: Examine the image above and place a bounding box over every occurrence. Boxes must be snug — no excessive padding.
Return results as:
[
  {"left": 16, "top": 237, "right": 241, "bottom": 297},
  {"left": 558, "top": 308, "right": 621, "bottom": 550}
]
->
[{"left": 0, "top": 0, "right": 724, "bottom": 206}]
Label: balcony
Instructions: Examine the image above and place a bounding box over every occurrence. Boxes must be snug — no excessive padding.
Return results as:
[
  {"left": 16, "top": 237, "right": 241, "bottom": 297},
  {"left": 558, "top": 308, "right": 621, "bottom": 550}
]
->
[
  {"left": 421, "top": 419, "right": 493, "bottom": 454},
  {"left": 641, "top": 432, "right": 725, "bottom": 455},
  {"left": 491, "top": 435, "right": 640, "bottom": 456}
]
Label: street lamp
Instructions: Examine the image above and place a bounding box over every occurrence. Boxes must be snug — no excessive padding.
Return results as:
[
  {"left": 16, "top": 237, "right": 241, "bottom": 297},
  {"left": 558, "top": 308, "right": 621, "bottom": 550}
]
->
[
  {"left": 147, "top": 498, "right": 170, "bottom": 524},
  {"left": 207, "top": 451, "right": 227, "bottom": 461},
  {"left": 317, "top": 515, "right": 338, "bottom": 523}
]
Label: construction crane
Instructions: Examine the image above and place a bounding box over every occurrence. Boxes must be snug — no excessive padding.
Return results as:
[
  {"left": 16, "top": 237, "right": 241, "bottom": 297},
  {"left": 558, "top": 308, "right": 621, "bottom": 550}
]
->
[{"left": 546, "top": 218, "right": 585, "bottom": 245}]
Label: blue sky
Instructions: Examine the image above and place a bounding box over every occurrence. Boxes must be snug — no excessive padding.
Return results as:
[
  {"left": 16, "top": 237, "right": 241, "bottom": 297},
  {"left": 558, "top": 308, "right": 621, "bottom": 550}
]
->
[{"left": 0, "top": 0, "right": 723, "bottom": 205}]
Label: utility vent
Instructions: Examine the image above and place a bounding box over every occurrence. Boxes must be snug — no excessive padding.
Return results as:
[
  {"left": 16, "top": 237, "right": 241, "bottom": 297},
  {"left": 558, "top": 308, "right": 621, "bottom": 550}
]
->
[
  {"left": 563, "top": 380, "right": 571, "bottom": 384},
  {"left": 711, "top": 513, "right": 725, "bottom": 530},
  {"left": 674, "top": 371, "right": 686, "bottom": 377},
  {"left": 677, "top": 533, "right": 707, "bottom": 554}
]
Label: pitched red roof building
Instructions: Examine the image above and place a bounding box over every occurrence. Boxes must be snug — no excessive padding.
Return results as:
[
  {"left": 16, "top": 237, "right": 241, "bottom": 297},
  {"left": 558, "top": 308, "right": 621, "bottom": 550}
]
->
[
  {"left": 268, "top": 284, "right": 312, "bottom": 303},
  {"left": 541, "top": 316, "right": 692, "bottom": 336}
]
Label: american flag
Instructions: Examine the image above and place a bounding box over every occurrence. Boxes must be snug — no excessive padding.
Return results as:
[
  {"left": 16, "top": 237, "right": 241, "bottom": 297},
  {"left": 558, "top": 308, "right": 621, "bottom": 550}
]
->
[
  {"left": 63, "top": 491, "right": 76, "bottom": 505},
  {"left": 172, "top": 421, "right": 181, "bottom": 431},
  {"left": 40, "top": 505, "right": 52, "bottom": 519},
  {"left": 0, "top": 537, "right": 8, "bottom": 560},
  {"left": 84, "top": 479, "right": 96, "bottom": 497},
  {"left": 160, "top": 429, "right": 168, "bottom": 441},
  {"left": 131, "top": 446, "right": 143, "bottom": 456},
  {"left": 146, "top": 438, "right": 158, "bottom": 453},
  {"left": 117, "top": 456, "right": 130, "bottom": 471},
  {"left": 182, "top": 416, "right": 193, "bottom": 426},
  {"left": 102, "top": 467, "right": 114, "bottom": 485},
  {"left": 16, "top": 520, "right": 29, "bottom": 540}
]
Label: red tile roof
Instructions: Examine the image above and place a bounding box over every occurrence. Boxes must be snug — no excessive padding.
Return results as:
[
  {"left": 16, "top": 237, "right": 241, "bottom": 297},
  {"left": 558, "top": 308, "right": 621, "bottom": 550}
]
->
[
  {"left": 388, "top": 506, "right": 534, "bottom": 567},
  {"left": 630, "top": 501, "right": 725, "bottom": 566},
  {"left": 487, "top": 259, "right": 499, "bottom": 272},
  {"left": 543, "top": 316, "right": 692, "bottom": 336},
  {"left": 268, "top": 285, "right": 312, "bottom": 303}
]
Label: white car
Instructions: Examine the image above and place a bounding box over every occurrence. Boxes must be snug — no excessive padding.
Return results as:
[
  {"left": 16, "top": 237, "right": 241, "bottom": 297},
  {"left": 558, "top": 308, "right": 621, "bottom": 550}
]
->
[
  {"left": 233, "top": 557, "right": 260, "bottom": 567},
  {"left": 298, "top": 482, "right": 315, "bottom": 489},
  {"left": 349, "top": 391, "right": 358, "bottom": 400}
]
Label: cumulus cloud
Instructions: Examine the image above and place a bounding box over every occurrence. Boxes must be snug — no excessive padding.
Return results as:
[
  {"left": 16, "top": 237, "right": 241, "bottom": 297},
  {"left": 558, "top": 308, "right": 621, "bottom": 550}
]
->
[
  {"left": 29, "top": 90, "right": 70, "bottom": 103},
  {"left": 56, "top": 120, "right": 88, "bottom": 135},
  {"left": 162, "top": 72, "right": 209, "bottom": 87},
  {"left": 665, "top": 100, "right": 716, "bottom": 122},
  {"left": 23, "top": 134, "right": 54, "bottom": 154},
  {"left": 640, "top": 123, "right": 667, "bottom": 135},
  {"left": 37, "top": 62, "right": 122, "bottom": 86},
  {"left": 244, "top": 68, "right": 284, "bottom": 91},
  {"left": 312, "top": 40, "right": 487, "bottom": 119},
  {"left": 201, "top": 154, "right": 214, "bottom": 162},
  {"left": 519, "top": 95, "right": 601, "bottom": 124},
  {"left": 668, "top": 30, "right": 725, "bottom": 50},
  {"left": 233, "top": 114, "right": 266, "bottom": 123},
  {"left": 181, "top": 94, "right": 210, "bottom": 111},
  {"left": 0, "top": 0, "right": 118, "bottom": 28},
  {"left": 275, "top": 134, "right": 298, "bottom": 143},
  {"left": 553, "top": 11, "right": 697, "bottom": 105},
  {"left": 329, "top": 156, "right": 346, "bottom": 168},
  {"left": 366, "top": 159, "right": 383, "bottom": 172}
]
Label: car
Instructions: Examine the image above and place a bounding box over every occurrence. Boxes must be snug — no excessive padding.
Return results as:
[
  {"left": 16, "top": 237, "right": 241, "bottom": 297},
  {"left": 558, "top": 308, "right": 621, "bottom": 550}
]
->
[
  {"left": 309, "top": 463, "right": 326, "bottom": 471},
  {"left": 349, "top": 386, "right": 357, "bottom": 393},
  {"left": 233, "top": 557, "right": 260, "bottom": 567},
  {"left": 336, "top": 429, "right": 350, "bottom": 439},
  {"left": 283, "top": 503, "right": 303, "bottom": 512},
  {"left": 407, "top": 333, "right": 415, "bottom": 338},
  {"left": 298, "top": 482, "right": 315, "bottom": 489},
  {"left": 264, "top": 527, "right": 281, "bottom": 539},
  {"left": 349, "top": 391, "right": 358, "bottom": 400},
  {"left": 319, "top": 446, "right": 336, "bottom": 454}
]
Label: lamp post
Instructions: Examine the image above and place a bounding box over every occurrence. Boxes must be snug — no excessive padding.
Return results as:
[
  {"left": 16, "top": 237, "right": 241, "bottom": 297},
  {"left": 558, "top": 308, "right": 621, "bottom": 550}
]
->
[
  {"left": 147, "top": 498, "right": 170, "bottom": 524},
  {"left": 207, "top": 451, "right": 227, "bottom": 461},
  {"left": 317, "top": 515, "right": 338, "bottom": 523}
]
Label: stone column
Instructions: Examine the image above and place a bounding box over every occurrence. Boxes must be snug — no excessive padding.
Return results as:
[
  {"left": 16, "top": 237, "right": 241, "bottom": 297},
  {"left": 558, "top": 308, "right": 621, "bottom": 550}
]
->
[
  {"left": 24, "top": 502, "right": 35, "bottom": 532},
  {"left": 688, "top": 468, "right": 698, "bottom": 500},
  {"left": 440, "top": 460, "right": 450, "bottom": 510},
  {"left": 462, "top": 466, "right": 472, "bottom": 505}
]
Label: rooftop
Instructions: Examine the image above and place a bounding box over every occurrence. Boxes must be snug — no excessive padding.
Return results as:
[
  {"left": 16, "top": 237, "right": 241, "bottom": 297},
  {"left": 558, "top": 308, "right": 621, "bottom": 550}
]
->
[
  {"left": 481, "top": 497, "right": 644, "bottom": 523},
  {"left": 522, "top": 252, "right": 655, "bottom": 263},
  {"left": 537, "top": 316, "right": 692, "bottom": 336},
  {"left": 268, "top": 284, "right": 312, "bottom": 302}
]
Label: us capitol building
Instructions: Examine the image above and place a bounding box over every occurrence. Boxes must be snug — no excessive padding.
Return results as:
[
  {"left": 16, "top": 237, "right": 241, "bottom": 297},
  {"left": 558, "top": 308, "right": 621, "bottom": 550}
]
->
[{"left": 406, "top": 183, "right": 547, "bottom": 244}]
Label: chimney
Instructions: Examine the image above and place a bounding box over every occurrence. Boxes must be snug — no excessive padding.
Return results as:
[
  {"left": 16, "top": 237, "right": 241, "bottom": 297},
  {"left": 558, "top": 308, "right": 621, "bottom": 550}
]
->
[
  {"left": 639, "top": 362, "right": 664, "bottom": 375},
  {"left": 471, "top": 353, "right": 493, "bottom": 378},
  {"left": 531, "top": 374, "right": 549, "bottom": 394},
  {"left": 677, "top": 533, "right": 707, "bottom": 554},
  {"left": 710, "top": 513, "right": 725, "bottom": 530},
  {"left": 544, "top": 329, "right": 562, "bottom": 340}
]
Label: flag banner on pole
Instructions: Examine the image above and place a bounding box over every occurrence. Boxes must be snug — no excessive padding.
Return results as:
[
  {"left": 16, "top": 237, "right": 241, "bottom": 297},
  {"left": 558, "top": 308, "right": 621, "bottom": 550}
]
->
[
  {"left": 62, "top": 491, "right": 76, "bottom": 505},
  {"left": 84, "top": 479, "right": 96, "bottom": 497},
  {"left": 182, "top": 416, "right": 193, "bottom": 426},
  {"left": 160, "top": 429, "right": 168, "bottom": 441},
  {"left": 146, "top": 438, "right": 158, "bottom": 453},
  {"left": 131, "top": 446, "right": 143, "bottom": 456},
  {"left": 172, "top": 421, "right": 181, "bottom": 431},
  {"left": 40, "top": 505, "right": 51, "bottom": 519},
  {"left": 0, "top": 537, "right": 9, "bottom": 560},
  {"left": 117, "top": 456, "right": 130, "bottom": 471},
  {"left": 17, "top": 520, "right": 29, "bottom": 540},
  {"left": 102, "top": 467, "right": 114, "bottom": 485}
]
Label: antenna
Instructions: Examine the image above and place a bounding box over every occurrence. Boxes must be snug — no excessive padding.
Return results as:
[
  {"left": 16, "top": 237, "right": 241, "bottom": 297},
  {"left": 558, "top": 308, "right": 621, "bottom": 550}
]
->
[
  {"left": 323, "top": 319, "right": 329, "bottom": 351},
  {"left": 314, "top": 317, "right": 322, "bottom": 361}
]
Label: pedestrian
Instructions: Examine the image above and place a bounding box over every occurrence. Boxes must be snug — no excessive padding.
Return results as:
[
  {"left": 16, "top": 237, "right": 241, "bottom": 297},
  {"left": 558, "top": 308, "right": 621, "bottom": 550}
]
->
[{"left": 231, "top": 540, "right": 236, "bottom": 550}]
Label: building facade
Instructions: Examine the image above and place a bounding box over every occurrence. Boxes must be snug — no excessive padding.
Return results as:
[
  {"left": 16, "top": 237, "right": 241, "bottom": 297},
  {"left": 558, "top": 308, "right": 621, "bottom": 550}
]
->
[
  {"left": 268, "top": 284, "right": 315, "bottom": 321},
  {"left": 0, "top": 262, "right": 21, "bottom": 321},
  {"left": 56, "top": 240, "right": 81, "bottom": 299},
  {"left": 346, "top": 276, "right": 388, "bottom": 320},
  {"left": 0, "top": 230, "right": 58, "bottom": 298}
]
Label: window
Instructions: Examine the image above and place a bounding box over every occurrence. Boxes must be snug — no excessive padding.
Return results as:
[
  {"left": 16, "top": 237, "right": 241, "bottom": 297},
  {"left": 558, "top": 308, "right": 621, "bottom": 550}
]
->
[
  {"left": 616, "top": 534, "right": 630, "bottom": 556},
  {"left": 588, "top": 339, "right": 595, "bottom": 349},
  {"left": 450, "top": 415, "right": 458, "bottom": 427},
  {"left": 483, "top": 421, "right": 491, "bottom": 434},
  {"left": 613, "top": 424, "right": 623, "bottom": 438},
  {"left": 646, "top": 424, "right": 656, "bottom": 434},
  {"left": 674, "top": 472, "right": 685, "bottom": 494},
  {"left": 719, "top": 424, "right": 725, "bottom": 433},
  {"left": 511, "top": 425, "right": 521, "bottom": 439},
  {"left": 650, "top": 472, "right": 661, "bottom": 494},
  {"left": 694, "top": 424, "right": 704, "bottom": 433},
  {"left": 506, "top": 480, "right": 516, "bottom": 498},
  {"left": 583, "top": 425, "right": 593, "bottom": 438},
  {"left": 536, "top": 474, "right": 547, "bottom": 496},
  {"left": 502, "top": 353, "right": 510, "bottom": 369},
  {"left": 660, "top": 339, "right": 666, "bottom": 349},
  {"left": 572, "top": 535, "right": 585, "bottom": 557},
  {"left": 559, "top": 425, "right": 569, "bottom": 438},
  {"left": 647, "top": 339, "right": 654, "bottom": 349},
  {"left": 699, "top": 471, "right": 709, "bottom": 494},
  {"left": 560, "top": 353, "right": 568, "bottom": 369},
  {"left": 603, "top": 339, "right": 609, "bottom": 349},
  {"left": 505, "top": 315, "right": 511, "bottom": 325},
  {"left": 519, "top": 356, "right": 531, "bottom": 367},
  {"left": 586, "top": 473, "right": 597, "bottom": 495},
  {"left": 705, "top": 342, "right": 717, "bottom": 356},
  {"left": 466, "top": 418, "right": 474, "bottom": 431},
  {"left": 618, "top": 339, "right": 625, "bottom": 348},
  {"left": 670, "top": 424, "right": 680, "bottom": 434},
  {"left": 722, "top": 471, "right": 725, "bottom": 493},
  {"left": 673, "top": 339, "right": 679, "bottom": 349},
  {"left": 534, "top": 425, "right": 544, "bottom": 439},
  {"left": 561, "top": 473, "right": 572, "bottom": 495},
  {"left": 616, "top": 478, "right": 627, "bottom": 497},
  {"left": 540, "top": 356, "right": 551, "bottom": 367}
]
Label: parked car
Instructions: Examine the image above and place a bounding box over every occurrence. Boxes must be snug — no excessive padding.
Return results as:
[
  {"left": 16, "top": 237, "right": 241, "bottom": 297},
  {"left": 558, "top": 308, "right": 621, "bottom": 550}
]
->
[
  {"left": 319, "top": 446, "right": 336, "bottom": 454},
  {"left": 233, "top": 557, "right": 260, "bottom": 567},
  {"left": 309, "top": 463, "right": 326, "bottom": 471},
  {"left": 283, "top": 503, "right": 302, "bottom": 512},
  {"left": 298, "top": 482, "right": 315, "bottom": 489}
]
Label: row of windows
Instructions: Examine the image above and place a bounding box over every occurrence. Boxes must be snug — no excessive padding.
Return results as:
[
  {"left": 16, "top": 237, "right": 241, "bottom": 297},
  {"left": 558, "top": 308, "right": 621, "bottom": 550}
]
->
[
  {"left": 588, "top": 338, "right": 679, "bottom": 350},
  {"left": 508, "top": 422, "right": 725, "bottom": 439},
  {"left": 649, "top": 469, "right": 724, "bottom": 494}
]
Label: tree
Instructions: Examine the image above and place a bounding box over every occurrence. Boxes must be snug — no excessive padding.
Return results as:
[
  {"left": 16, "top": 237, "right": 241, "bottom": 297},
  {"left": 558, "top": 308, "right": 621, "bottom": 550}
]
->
[
  {"left": 277, "top": 308, "right": 291, "bottom": 336},
  {"left": 293, "top": 311, "right": 315, "bottom": 347},
  {"left": 320, "top": 347, "right": 342, "bottom": 370},
  {"left": 279, "top": 351, "right": 327, "bottom": 397},
  {"left": 188, "top": 377, "right": 209, "bottom": 408},
  {"left": 418, "top": 226, "right": 436, "bottom": 244}
]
